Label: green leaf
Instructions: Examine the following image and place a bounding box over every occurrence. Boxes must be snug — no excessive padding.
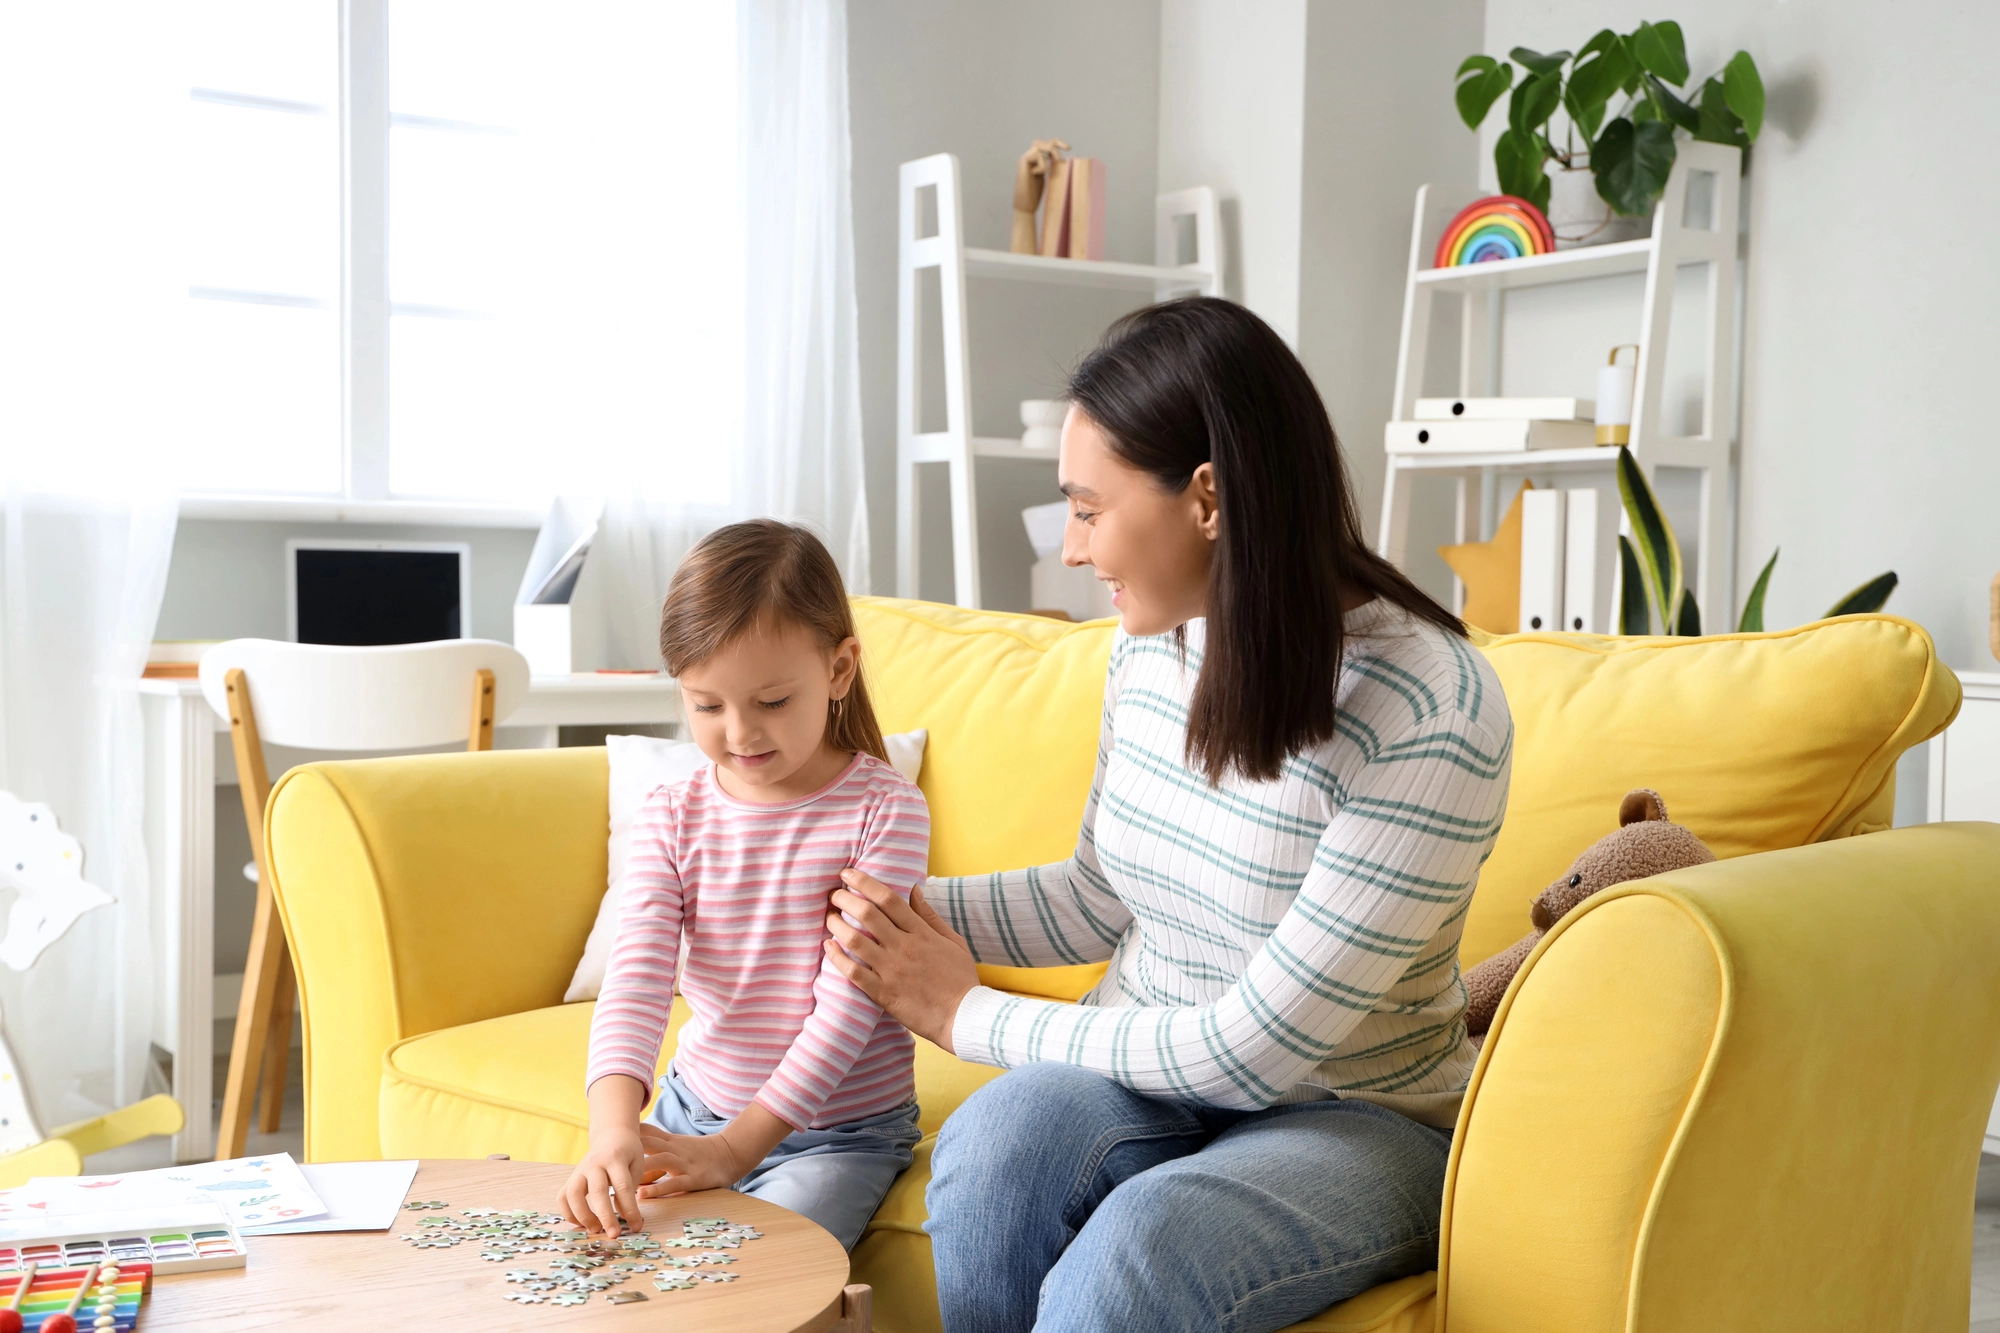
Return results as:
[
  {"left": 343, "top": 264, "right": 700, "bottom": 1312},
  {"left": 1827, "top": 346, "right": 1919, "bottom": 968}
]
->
[
  {"left": 1826, "top": 571, "right": 1899, "bottom": 617},
  {"left": 1723, "top": 51, "right": 1764, "bottom": 140},
  {"left": 1508, "top": 69, "right": 1563, "bottom": 134},
  {"left": 1564, "top": 48, "right": 1631, "bottom": 141},
  {"left": 1616, "top": 445, "right": 1683, "bottom": 632},
  {"left": 1576, "top": 28, "right": 1620, "bottom": 61},
  {"left": 1676, "top": 589, "right": 1701, "bottom": 636},
  {"left": 1618, "top": 536, "right": 1652, "bottom": 634},
  {"left": 1456, "top": 57, "right": 1514, "bottom": 129},
  {"left": 1594, "top": 117, "right": 1676, "bottom": 216},
  {"left": 1647, "top": 75, "right": 1700, "bottom": 132},
  {"left": 1494, "top": 128, "right": 1550, "bottom": 208},
  {"left": 1694, "top": 78, "right": 1749, "bottom": 147},
  {"left": 1509, "top": 46, "right": 1571, "bottom": 77},
  {"left": 1630, "top": 20, "right": 1689, "bottom": 85},
  {"left": 1737, "top": 548, "right": 1778, "bottom": 632}
]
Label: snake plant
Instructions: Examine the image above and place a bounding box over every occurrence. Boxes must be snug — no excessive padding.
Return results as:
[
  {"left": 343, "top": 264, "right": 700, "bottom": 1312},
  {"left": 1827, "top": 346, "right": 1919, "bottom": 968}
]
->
[{"left": 1614, "top": 447, "right": 1897, "bottom": 634}]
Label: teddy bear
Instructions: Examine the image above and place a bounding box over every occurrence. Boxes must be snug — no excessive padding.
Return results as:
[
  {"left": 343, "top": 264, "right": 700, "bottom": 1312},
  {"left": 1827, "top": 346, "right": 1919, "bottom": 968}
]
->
[{"left": 1463, "top": 789, "right": 1715, "bottom": 1042}]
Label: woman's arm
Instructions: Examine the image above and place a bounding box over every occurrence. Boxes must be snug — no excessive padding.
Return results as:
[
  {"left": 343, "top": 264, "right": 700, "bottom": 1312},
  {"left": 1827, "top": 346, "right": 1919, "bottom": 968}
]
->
[
  {"left": 926, "top": 646, "right": 1133, "bottom": 968},
  {"left": 836, "top": 702, "right": 1512, "bottom": 1108}
]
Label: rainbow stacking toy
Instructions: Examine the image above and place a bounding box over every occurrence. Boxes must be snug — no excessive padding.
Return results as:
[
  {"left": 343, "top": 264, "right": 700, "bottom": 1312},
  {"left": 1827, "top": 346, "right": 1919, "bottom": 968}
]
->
[{"left": 1432, "top": 195, "right": 1555, "bottom": 268}]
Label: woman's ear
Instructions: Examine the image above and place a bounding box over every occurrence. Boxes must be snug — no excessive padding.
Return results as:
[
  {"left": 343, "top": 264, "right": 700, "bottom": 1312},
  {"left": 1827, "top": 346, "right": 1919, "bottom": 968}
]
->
[
  {"left": 827, "top": 635, "right": 861, "bottom": 700},
  {"left": 1190, "top": 462, "right": 1220, "bottom": 541}
]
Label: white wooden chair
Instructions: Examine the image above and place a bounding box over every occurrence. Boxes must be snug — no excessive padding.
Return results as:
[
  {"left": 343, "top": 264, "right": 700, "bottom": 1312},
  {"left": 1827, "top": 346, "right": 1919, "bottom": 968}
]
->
[{"left": 197, "top": 638, "right": 530, "bottom": 1160}]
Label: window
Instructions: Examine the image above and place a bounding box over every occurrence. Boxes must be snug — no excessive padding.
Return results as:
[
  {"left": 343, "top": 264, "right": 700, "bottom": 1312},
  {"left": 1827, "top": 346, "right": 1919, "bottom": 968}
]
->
[{"left": 181, "top": 0, "right": 740, "bottom": 508}]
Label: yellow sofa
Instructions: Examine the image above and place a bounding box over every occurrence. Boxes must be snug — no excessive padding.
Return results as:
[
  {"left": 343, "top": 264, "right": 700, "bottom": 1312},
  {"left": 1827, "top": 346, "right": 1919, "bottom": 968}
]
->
[{"left": 267, "top": 598, "right": 1997, "bottom": 1331}]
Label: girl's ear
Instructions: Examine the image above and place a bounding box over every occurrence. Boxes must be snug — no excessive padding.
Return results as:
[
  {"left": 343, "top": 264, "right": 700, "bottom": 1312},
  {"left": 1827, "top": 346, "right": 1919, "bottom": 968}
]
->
[{"left": 827, "top": 635, "right": 861, "bottom": 700}]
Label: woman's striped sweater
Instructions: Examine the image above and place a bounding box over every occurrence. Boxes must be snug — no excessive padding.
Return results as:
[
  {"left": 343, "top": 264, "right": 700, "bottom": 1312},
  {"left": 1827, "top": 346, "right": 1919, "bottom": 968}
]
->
[{"left": 935, "top": 600, "right": 1513, "bottom": 1126}]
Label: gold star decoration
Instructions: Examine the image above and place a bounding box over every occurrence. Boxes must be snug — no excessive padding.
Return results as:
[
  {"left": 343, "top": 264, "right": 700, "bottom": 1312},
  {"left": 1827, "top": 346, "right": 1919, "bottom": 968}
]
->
[{"left": 1437, "top": 481, "right": 1531, "bottom": 635}]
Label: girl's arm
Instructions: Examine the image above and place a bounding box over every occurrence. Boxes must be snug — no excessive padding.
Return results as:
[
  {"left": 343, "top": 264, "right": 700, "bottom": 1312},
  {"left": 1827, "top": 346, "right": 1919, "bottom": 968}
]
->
[
  {"left": 755, "top": 779, "right": 933, "bottom": 1130},
  {"left": 926, "top": 644, "right": 1134, "bottom": 968},
  {"left": 946, "top": 701, "right": 1512, "bottom": 1108},
  {"left": 563, "top": 792, "right": 686, "bottom": 1233}
]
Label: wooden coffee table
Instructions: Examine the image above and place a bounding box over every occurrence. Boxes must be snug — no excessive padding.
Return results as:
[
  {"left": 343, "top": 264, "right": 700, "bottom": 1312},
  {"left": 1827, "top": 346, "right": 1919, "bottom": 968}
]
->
[{"left": 142, "top": 1159, "right": 868, "bottom": 1332}]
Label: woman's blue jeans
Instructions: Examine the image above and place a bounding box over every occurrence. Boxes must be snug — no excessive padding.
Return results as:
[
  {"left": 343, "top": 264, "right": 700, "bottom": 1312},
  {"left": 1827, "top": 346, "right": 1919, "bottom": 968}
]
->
[{"left": 925, "top": 1062, "right": 1452, "bottom": 1333}]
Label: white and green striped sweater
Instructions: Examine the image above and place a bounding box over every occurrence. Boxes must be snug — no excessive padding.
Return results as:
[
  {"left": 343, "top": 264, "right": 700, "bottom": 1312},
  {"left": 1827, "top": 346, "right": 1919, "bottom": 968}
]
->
[{"left": 936, "top": 600, "right": 1512, "bottom": 1126}]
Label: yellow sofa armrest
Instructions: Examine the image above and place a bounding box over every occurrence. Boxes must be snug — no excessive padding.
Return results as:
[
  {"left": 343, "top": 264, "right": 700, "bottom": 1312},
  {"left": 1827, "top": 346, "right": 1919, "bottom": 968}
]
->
[
  {"left": 267, "top": 746, "right": 611, "bottom": 1161},
  {"left": 1439, "top": 822, "right": 2000, "bottom": 1331}
]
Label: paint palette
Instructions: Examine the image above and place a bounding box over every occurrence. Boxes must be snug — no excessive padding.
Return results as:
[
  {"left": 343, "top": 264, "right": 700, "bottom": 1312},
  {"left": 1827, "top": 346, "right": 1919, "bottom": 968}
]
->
[
  {"left": 5, "top": 1260, "right": 152, "bottom": 1332},
  {"left": 0, "top": 1204, "right": 245, "bottom": 1275}
]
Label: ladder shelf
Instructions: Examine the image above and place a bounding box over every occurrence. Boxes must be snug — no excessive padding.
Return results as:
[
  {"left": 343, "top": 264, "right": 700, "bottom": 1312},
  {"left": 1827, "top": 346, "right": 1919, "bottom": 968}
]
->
[
  {"left": 1377, "top": 140, "right": 1743, "bottom": 627},
  {"left": 894, "top": 152, "right": 1223, "bottom": 608}
]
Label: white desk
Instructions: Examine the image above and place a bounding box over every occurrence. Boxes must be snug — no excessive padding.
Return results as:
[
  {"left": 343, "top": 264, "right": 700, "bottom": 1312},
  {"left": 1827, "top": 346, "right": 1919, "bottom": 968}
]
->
[{"left": 137, "top": 673, "right": 681, "bottom": 1162}]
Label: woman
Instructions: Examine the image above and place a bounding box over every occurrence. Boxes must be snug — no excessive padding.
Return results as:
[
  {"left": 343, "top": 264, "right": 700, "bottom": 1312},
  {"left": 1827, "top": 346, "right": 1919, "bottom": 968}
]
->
[{"left": 825, "top": 297, "right": 1512, "bottom": 1333}]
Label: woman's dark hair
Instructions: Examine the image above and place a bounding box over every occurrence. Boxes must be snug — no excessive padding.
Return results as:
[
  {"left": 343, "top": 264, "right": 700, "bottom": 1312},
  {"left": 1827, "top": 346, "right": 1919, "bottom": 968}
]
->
[
  {"left": 660, "top": 519, "right": 888, "bottom": 763},
  {"left": 1066, "top": 296, "right": 1463, "bottom": 784}
]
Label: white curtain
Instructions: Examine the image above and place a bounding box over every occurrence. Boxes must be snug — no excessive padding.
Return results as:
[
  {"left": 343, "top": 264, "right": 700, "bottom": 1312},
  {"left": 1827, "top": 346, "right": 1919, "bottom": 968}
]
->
[
  {"left": 0, "top": 493, "right": 178, "bottom": 1128},
  {"left": 0, "top": 5, "right": 182, "bottom": 1129},
  {"left": 736, "top": 0, "right": 871, "bottom": 591},
  {"left": 587, "top": 0, "right": 871, "bottom": 662}
]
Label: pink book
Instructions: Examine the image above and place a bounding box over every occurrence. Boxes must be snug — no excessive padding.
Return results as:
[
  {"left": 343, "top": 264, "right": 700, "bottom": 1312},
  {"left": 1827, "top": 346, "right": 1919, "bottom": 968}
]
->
[{"left": 1067, "top": 158, "right": 1106, "bottom": 261}]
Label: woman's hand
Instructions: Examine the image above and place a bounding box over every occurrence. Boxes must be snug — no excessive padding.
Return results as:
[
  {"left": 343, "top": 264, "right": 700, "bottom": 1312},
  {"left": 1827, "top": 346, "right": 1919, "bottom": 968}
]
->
[{"left": 825, "top": 873, "right": 981, "bottom": 1053}]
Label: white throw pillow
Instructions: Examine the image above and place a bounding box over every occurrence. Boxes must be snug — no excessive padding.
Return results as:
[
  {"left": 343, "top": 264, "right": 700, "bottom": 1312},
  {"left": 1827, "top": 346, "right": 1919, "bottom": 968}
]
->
[{"left": 563, "top": 729, "right": 928, "bottom": 1003}]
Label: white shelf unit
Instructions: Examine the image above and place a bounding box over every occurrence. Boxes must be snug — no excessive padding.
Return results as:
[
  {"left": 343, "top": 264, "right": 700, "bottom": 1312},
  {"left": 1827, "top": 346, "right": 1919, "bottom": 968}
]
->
[
  {"left": 1378, "top": 140, "right": 1743, "bottom": 626},
  {"left": 895, "top": 153, "right": 1222, "bottom": 607}
]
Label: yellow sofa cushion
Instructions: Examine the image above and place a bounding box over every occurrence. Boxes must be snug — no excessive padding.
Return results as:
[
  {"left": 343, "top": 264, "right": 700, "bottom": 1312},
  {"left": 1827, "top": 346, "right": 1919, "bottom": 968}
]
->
[
  {"left": 1459, "top": 616, "right": 1960, "bottom": 964},
  {"left": 853, "top": 597, "right": 1116, "bottom": 1002},
  {"left": 378, "top": 997, "right": 1007, "bottom": 1161}
]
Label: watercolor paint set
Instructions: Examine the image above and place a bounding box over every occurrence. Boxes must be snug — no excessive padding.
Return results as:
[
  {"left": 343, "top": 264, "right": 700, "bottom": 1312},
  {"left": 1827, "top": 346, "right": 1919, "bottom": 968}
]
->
[{"left": 0, "top": 1205, "right": 245, "bottom": 1276}]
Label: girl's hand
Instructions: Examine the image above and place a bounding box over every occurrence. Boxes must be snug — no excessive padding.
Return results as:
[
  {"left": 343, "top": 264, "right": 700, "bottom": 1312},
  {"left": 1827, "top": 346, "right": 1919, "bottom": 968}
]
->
[
  {"left": 559, "top": 1124, "right": 647, "bottom": 1236},
  {"left": 634, "top": 1129, "right": 751, "bottom": 1198},
  {"left": 825, "top": 874, "right": 980, "bottom": 1053}
]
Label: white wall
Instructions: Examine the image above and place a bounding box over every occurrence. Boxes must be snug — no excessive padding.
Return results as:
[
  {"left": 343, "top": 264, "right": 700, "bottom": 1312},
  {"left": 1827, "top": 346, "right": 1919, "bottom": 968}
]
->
[
  {"left": 1156, "top": 0, "right": 1307, "bottom": 342},
  {"left": 846, "top": 0, "right": 1162, "bottom": 608},
  {"left": 1296, "top": 0, "right": 1485, "bottom": 599},
  {"left": 1479, "top": 0, "right": 2000, "bottom": 676}
]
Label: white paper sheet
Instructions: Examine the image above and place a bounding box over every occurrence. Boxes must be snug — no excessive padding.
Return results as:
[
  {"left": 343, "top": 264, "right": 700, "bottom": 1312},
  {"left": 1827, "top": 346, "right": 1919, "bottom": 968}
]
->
[
  {"left": 238, "top": 1160, "right": 419, "bottom": 1236},
  {"left": 2, "top": 1153, "right": 327, "bottom": 1230}
]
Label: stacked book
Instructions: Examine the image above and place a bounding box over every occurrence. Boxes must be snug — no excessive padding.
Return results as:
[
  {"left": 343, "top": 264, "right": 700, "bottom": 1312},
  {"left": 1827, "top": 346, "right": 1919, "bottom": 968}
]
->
[{"left": 1384, "top": 397, "right": 1597, "bottom": 454}]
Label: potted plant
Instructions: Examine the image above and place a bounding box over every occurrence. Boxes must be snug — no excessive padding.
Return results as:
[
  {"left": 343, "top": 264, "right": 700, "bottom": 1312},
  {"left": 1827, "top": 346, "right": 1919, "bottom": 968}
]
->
[{"left": 1455, "top": 21, "right": 1764, "bottom": 246}]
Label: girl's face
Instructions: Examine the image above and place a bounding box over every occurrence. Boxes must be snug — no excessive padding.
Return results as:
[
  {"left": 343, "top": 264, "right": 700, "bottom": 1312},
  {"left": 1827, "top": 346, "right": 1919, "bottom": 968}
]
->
[
  {"left": 1058, "top": 404, "right": 1219, "bottom": 637},
  {"left": 678, "top": 616, "right": 860, "bottom": 803}
]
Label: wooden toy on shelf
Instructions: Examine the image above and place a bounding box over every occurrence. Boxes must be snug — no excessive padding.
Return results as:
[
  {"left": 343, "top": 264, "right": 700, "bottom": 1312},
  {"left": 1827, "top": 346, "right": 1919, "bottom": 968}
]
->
[{"left": 1010, "top": 139, "right": 1069, "bottom": 254}]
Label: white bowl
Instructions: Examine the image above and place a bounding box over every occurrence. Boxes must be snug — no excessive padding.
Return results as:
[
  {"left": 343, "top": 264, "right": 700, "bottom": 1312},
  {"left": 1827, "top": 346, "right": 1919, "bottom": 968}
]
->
[{"left": 1020, "top": 399, "right": 1067, "bottom": 430}]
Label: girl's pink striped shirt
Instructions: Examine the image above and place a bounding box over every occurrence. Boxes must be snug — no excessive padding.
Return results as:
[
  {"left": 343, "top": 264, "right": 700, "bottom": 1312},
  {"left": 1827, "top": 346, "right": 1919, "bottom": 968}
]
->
[{"left": 586, "top": 752, "right": 931, "bottom": 1130}]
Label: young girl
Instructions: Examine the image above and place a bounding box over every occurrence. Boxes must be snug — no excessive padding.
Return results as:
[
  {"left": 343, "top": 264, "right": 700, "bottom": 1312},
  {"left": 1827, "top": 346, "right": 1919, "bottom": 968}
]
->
[{"left": 560, "top": 519, "right": 930, "bottom": 1249}]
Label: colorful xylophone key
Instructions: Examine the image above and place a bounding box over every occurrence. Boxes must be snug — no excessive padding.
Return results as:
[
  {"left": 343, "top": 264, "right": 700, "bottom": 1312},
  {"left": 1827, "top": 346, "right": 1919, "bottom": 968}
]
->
[{"left": 13, "top": 1262, "right": 149, "bottom": 1333}]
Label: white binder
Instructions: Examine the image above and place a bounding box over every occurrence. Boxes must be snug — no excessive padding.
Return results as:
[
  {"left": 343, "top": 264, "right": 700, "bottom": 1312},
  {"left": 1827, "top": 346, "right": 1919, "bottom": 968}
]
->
[
  {"left": 1518, "top": 489, "right": 1567, "bottom": 634},
  {"left": 1562, "top": 488, "right": 1619, "bottom": 633}
]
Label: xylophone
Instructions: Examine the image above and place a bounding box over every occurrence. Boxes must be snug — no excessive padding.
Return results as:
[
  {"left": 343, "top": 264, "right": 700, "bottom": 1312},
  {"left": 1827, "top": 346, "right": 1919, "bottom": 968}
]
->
[{"left": 1, "top": 1261, "right": 150, "bottom": 1333}]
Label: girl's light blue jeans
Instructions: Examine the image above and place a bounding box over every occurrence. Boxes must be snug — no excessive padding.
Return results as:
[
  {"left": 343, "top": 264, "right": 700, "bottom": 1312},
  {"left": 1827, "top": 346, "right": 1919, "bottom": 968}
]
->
[
  {"left": 925, "top": 1061, "right": 1453, "bottom": 1333},
  {"left": 644, "top": 1062, "right": 921, "bottom": 1251}
]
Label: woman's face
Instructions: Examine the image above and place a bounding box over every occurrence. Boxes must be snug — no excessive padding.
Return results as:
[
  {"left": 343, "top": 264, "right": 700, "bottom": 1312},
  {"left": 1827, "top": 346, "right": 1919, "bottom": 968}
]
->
[{"left": 1058, "top": 404, "right": 1218, "bottom": 637}]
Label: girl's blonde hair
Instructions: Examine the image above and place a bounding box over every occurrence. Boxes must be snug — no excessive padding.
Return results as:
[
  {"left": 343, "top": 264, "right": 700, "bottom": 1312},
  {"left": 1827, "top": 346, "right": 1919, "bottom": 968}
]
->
[{"left": 660, "top": 519, "right": 887, "bottom": 763}]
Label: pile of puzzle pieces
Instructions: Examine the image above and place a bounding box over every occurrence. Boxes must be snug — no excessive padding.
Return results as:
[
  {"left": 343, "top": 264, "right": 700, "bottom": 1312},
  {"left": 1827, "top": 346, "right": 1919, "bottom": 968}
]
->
[{"left": 394, "top": 1201, "right": 764, "bottom": 1307}]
